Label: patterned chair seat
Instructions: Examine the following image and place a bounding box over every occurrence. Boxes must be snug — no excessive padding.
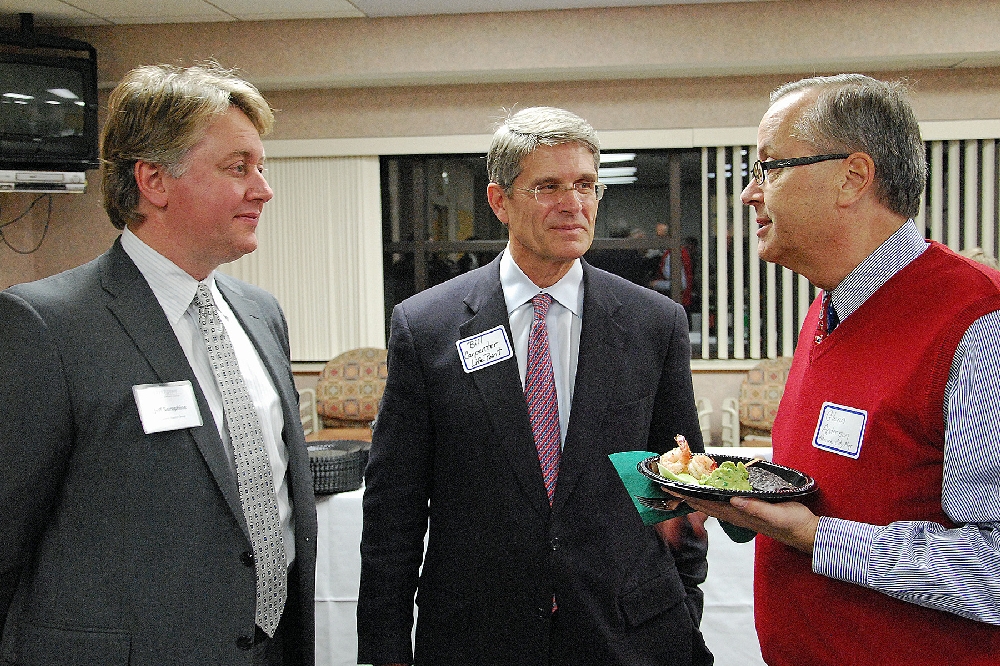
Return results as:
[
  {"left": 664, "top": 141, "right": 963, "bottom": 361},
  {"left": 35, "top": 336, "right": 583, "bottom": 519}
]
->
[
  {"left": 315, "top": 347, "right": 388, "bottom": 428},
  {"left": 738, "top": 356, "right": 793, "bottom": 445}
]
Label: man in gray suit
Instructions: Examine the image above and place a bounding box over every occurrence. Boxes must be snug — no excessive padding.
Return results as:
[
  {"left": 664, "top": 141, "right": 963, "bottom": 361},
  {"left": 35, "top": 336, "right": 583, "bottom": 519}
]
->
[
  {"left": 0, "top": 63, "right": 317, "bottom": 665},
  {"left": 357, "top": 107, "right": 711, "bottom": 666}
]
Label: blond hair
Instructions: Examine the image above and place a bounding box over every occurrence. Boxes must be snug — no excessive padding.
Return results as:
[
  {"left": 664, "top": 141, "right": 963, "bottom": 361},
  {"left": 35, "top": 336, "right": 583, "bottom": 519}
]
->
[{"left": 101, "top": 62, "right": 274, "bottom": 230}]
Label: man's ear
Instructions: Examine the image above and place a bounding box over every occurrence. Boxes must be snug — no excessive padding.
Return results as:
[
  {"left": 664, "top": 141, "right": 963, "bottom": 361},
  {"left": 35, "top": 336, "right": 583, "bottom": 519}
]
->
[
  {"left": 486, "top": 182, "right": 510, "bottom": 226},
  {"left": 134, "top": 160, "right": 169, "bottom": 209},
  {"left": 837, "top": 152, "right": 876, "bottom": 207}
]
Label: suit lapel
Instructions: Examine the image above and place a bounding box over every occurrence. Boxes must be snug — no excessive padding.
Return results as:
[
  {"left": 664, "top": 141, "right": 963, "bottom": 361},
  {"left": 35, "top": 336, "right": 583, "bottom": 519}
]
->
[
  {"left": 460, "top": 259, "right": 552, "bottom": 514},
  {"left": 217, "top": 279, "right": 309, "bottom": 461},
  {"left": 217, "top": 275, "right": 317, "bottom": 539},
  {"left": 215, "top": 276, "right": 287, "bottom": 410},
  {"left": 552, "top": 263, "right": 629, "bottom": 513},
  {"left": 101, "top": 241, "right": 247, "bottom": 534}
]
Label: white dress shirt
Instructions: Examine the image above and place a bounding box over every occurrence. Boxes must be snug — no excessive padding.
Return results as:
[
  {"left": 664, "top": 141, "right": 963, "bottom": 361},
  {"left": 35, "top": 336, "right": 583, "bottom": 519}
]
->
[
  {"left": 121, "top": 227, "right": 295, "bottom": 566},
  {"left": 500, "top": 247, "right": 584, "bottom": 446}
]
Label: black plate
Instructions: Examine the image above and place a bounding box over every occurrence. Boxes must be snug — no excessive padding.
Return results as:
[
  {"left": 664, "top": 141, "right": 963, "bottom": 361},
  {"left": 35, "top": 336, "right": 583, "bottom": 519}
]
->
[{"left": 637, "top": 453, "right": 817, "bottom": 502}]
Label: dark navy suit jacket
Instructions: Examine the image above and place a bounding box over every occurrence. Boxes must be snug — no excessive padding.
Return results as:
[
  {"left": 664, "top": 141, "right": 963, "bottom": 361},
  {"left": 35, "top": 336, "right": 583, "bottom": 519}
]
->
[{"left": 358, "top": 255, "right": 711, "bottom": 666}]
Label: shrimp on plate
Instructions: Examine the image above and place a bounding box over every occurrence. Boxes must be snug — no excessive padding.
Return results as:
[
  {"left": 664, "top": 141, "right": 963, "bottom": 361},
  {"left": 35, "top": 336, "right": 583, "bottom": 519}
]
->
[
  {"left": 688, "top": 453, "right": 718, "bottom": 478},
  {"left": 659, "top": 433, "right": 718, "bottom": 478},
  {"left": 659, "top": 434, "right": 692, "bottom": 475}
]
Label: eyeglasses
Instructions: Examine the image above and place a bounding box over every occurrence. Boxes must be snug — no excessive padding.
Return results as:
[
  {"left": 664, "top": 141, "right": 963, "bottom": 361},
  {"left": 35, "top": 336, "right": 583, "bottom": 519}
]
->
[
  {"left": 750, "top": 153, "right": 850, "bottom": 186},
  {"left": 512, "top": 181, "right": 607, "bottom": 203}
]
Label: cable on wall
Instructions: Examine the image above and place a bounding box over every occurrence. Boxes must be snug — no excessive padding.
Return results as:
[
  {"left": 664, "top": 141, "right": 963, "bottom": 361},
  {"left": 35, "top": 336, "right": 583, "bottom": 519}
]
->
[{"left": 0, "top": 194, "right": 52, "bottom": 254}]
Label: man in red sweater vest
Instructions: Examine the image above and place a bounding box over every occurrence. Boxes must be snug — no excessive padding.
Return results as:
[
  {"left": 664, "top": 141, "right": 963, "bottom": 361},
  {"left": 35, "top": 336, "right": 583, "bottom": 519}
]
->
[{"left": 677, "top": 74, "right": 1000, "bottom": 665}]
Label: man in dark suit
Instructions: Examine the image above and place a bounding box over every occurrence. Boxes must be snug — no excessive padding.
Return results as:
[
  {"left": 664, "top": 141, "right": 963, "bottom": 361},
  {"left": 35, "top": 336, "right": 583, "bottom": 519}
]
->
[
  {"left": 357, "top": 107, "right": 711, "bottom": 666},
  {"left": 0, "top": 63, "right": 317, "bottom": 665}
]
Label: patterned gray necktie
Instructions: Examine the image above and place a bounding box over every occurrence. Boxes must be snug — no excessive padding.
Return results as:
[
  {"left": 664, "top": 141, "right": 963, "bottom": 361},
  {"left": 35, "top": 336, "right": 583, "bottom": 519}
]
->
[{"left": 195, "top": 284, "right": 287, "bottom": 637}]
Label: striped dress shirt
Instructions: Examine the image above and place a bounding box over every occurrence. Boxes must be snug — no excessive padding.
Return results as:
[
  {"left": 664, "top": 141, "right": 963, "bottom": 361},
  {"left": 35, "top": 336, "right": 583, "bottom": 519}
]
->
[
  {"left": 812, "top": 220, "right": 1000, "bottom": 624},
  {"left": 120, "top": 227, "right": 296, "bottom": 567}
]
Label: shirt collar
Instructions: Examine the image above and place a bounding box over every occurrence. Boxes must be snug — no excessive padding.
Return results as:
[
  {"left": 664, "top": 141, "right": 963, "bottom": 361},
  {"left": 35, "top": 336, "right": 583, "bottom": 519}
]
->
[
  {"left": 829, "top": 220, "right": 929, "bottom": 321},
  {"left": 499, "top": 246, "right": 584, "bottom": 317},
  {"left": 120, "top": 226, "right": 217, "bottom": 326}
]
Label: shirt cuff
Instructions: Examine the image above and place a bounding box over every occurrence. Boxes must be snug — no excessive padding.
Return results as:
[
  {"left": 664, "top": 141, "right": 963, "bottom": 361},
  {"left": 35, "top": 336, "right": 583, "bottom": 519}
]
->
[{"left": 812, "top": 516, "right": 881, "bottom": 587}]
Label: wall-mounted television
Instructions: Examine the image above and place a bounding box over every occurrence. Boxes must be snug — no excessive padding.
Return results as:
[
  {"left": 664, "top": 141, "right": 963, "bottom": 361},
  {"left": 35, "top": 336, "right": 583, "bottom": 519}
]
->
[{"left": 1, "top": 21, "right": 99, "bottom": 177}]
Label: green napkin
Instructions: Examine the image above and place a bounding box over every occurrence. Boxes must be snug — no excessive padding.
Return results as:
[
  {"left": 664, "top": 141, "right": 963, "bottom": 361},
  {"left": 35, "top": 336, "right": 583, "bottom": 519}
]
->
[{"left": 609, "top": 450, "right": 757, "bottom": 544}]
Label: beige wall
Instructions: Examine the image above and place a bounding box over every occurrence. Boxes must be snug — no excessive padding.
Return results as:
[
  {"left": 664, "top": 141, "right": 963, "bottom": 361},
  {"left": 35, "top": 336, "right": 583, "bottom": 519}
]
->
[
  {"left": 60, "top": 0, "right": 1000, "bottom": 94},
  {"left": 3, "top": 2, "right": 998, "bottom": 437},
  {"left": 3, "top": 66, "right": 997, "bottom": 290},
  {"left": 0, "top": 186, "right": 116, "bottom": 291},
  {"left": 4, "top": 0, "right": 999, "bottom": 289},
  {"left": 263, "top": 67, "right": 1000, "bottom": 142}
]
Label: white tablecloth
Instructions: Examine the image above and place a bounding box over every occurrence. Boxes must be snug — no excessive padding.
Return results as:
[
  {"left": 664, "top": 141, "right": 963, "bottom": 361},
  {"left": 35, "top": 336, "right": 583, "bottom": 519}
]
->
[{"left": 314, "top": 447, "right": 769, "bottom": 666}]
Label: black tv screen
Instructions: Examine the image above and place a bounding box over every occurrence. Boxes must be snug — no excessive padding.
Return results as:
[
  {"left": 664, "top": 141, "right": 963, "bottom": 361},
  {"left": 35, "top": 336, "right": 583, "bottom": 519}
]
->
[{"left": 0, "top": 52, "right": 99, "bottom": 172}]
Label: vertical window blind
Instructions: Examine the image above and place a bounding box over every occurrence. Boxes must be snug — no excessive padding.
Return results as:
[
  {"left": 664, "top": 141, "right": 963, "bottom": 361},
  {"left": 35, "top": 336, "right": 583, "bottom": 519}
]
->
[{"left": 231, "top": 134, "right": 999, "bottom": 365}]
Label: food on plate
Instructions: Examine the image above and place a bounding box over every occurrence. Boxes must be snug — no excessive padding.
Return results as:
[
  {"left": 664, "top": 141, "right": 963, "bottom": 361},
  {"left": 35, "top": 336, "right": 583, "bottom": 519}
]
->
[
  {"left": 657, "top": 434, "right": 752, "bottom": 491},
  {"left": 658, "top": 434, "right": 714, "bottom": 477}
]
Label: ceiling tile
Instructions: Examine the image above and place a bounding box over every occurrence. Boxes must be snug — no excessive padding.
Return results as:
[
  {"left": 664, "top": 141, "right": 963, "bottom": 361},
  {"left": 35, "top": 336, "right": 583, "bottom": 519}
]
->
[
  {"left": 0, "top": 0, "right": 108, "bottom": 27},
  {"left": 61, "top": 0, "right": 233, "bottom": 24},
  {"left": 1, "top": 0, "right": 766, "bottom": 27},
  {"left": 349, "top": 0, "right": 750, "bottom": 18},
  {"left": 212, "top": 0, "right": 365, "bottom": 21}
]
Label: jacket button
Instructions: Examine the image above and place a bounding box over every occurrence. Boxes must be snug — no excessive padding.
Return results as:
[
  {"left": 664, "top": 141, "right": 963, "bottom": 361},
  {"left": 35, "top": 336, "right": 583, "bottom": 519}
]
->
[
  {"left": 236, "top": 635, "right": 254, "bottom": 651},
  {"left": 550, "top": 537, "right": 559, "bottom": 551},
  {"left": 241, "top": 551, "right": 255, "bottom": 567}
]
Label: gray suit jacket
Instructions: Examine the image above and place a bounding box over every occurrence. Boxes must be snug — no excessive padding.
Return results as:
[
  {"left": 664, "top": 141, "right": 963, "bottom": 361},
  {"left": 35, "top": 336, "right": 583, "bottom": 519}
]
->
[
  {"left": 0, "top": 239, "right": 317, "bottom": 665},
  {"left": 358, "top": 255, "right": 711, "bottom": 666}
]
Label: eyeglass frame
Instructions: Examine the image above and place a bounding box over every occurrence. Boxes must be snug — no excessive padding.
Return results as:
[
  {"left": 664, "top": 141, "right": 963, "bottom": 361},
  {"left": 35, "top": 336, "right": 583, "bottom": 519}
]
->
[
  {"left": 750, "top": 153, "right": 851, "bottom": 186},
  {"left": 510, "top": 181, "right": 608, "bottom": 203}
]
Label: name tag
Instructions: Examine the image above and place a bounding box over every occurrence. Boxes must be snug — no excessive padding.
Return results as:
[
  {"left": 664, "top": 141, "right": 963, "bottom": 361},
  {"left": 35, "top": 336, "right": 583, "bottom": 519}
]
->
[
  {"left": 456, "top": 325, "right": 514, "bottom": 373},
  {"left": 133, "top": 380, "right": 204, "bottom": 434},
  {"left": 812, "top": 401, "right": 867, "bottom": 459}
]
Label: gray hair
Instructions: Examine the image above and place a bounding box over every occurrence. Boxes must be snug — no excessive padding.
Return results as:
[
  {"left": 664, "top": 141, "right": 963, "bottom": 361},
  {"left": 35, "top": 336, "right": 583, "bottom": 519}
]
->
[
  {"left": 486, "top": 107, "right": 600, "bottom": 189},
  {"left": 771, "top": 74, "right": 926, "bottom": 219},
  {"left": 101, "top": 62, "right": 274, "bottom": 230}
]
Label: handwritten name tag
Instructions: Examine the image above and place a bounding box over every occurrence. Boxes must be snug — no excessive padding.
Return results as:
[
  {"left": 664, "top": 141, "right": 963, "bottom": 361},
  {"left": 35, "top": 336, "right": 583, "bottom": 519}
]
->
[
  {"left": 812, "top": 401, "right": 867, "bottom": 459},
  {"left": 133, "top": 380, "right": 204, "bottom": 434},
  {"left": 456, "top": 325, "right": 514, "bottom": 373}
]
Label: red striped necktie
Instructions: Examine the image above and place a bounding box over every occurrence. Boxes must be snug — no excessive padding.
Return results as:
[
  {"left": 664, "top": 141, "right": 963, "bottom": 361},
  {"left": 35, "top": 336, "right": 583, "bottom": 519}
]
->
[
  {"left": 815, "top": 290, "right": 840, "bottom": 344},
  {"left": 525, "top": 293, "right": 561, "bottom": 504}
]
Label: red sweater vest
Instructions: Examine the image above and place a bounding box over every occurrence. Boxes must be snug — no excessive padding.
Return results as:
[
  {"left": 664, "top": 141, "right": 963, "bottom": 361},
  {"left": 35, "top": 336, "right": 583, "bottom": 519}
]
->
[{"left": 756, "top": 243, "right": 1000, "bottom": 666}]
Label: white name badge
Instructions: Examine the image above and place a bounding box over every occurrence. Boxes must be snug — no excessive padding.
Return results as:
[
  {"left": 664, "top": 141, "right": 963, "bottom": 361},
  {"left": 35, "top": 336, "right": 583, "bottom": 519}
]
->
[
  {"left": 133, "top": 380, "right": 204, "bottom": 434},
  {"left": 456, "top": 325, "right": 514, "bottom": 373},
  {"left": 812, "top": 401, "right": 867, "bottom": 459}
]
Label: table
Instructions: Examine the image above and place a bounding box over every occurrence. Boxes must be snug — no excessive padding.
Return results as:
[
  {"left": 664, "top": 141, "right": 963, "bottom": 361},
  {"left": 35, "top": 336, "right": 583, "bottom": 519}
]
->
[
  {"left": 314, "top": 447, "right": 769, "bottom": 666},
  {"left": 307, "top": 427, "right": 373, "bottom": 443},
  {"left": 314, "top": 487, "right": 366, "bottom": 666}
]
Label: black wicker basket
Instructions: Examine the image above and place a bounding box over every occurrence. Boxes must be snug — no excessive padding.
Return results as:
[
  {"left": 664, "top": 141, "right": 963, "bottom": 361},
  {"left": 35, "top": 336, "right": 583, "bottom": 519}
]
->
[{"left": 307, "top": 440, "right": 369, "bottom": 495}]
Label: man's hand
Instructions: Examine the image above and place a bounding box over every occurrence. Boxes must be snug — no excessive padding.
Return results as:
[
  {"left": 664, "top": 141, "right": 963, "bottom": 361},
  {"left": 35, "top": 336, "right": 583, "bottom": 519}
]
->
[
  {"left": 672, "top": 493, "right": 820, "bottom": 554},
  {"left": 653, "top": 511, "right": 708, "bottom": 550}
]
